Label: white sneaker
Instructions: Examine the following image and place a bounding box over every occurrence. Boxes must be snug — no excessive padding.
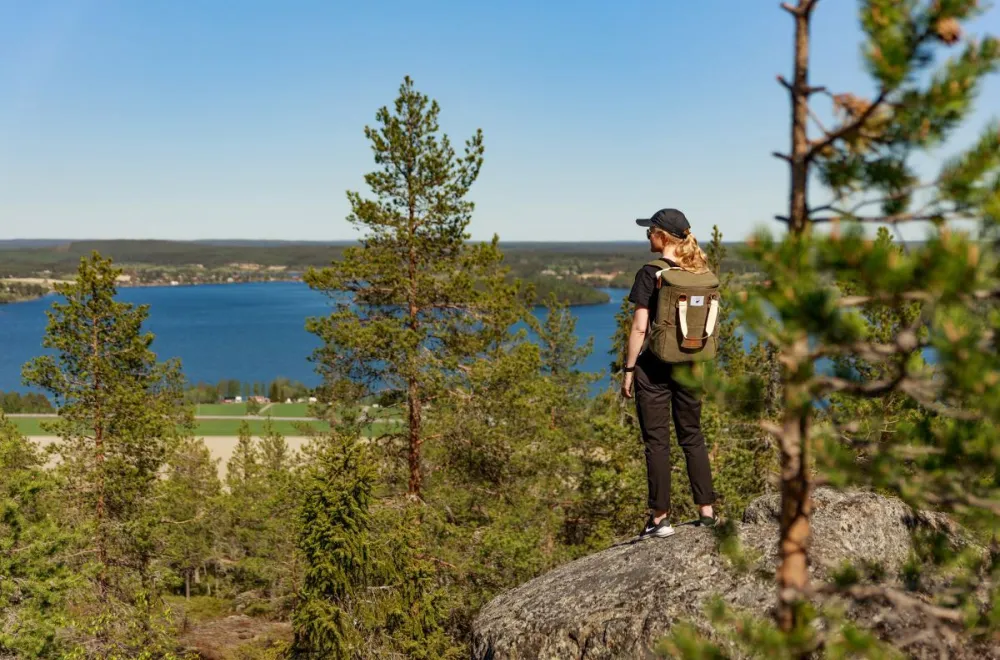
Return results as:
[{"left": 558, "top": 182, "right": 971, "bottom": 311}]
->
[{"left": 640, "top": 516, "right": 676, "bottom": 538}]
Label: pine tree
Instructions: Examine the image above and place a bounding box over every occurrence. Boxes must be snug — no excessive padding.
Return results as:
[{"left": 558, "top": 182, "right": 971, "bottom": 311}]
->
[
  {"left": 21, "top": 252, "right": 190, "bottom": 655},
  {"left": 667, "top": 0, "right": 1000, "bottom": 654},
  {"left": 305, "top": 76, "right": 511, "bottom": 499},
  {"left": 422, "top": 294, "right": 600, "bottom": 633},
  {"left": 227, "top": 420, "right": 260, "bottom": 489},
  {"left": 0, "top": 414, "right": 72, "bottom": 658}
]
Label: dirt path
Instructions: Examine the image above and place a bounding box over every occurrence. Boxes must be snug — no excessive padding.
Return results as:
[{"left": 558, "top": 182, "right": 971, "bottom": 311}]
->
[{"left": 28, "top": 436, "right": 315, "bottom": 480}]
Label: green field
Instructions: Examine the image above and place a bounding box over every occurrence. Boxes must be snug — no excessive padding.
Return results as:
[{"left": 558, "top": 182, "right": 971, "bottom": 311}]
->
[
  {"left": 11, "top": 417, "right": 52, "bottom": 435},
  {"left": 266, "top": 402, "right": 312, "bottom": 417},
  {"left": 195, "top": 403, "right": 248, "bottom": 416}
]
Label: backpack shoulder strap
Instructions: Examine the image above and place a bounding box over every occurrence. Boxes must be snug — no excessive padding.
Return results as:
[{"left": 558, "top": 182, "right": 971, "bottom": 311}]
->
[
  {"left": 644, "top": 258, "right": 678, "bottom": 290},
  {"left": 645, "top": 258, "right": 677, "bottom": 271}
]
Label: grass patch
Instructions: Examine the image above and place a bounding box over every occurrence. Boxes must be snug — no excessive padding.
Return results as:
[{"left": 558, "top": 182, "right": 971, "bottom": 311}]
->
[
  {"left": 195, "top": 403, "right": 248, "bottom": 416},
  {"left": 164, "top": 595, "right": 231, "bottom": 624}
]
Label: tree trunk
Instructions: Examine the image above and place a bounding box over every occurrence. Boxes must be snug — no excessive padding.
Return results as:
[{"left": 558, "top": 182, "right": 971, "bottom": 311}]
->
[
  {"left": 406, "top": 162, "right": 423, "bottom": 498},
  {"left": 407, "top": 378, "right": 422, "bottom": 497},
  {"left": 776, "top": 0, "right": 817, "bottom": 633},
  {"left": 776, "top": 339, "right": 812, "bottom": 632},
  {"left": 92, "top": 313, "right": 108, "bottom": 600},
  {"left": 788, "top": 1, "right": 814, "bottom": 234},
  {"left": 185, "top": 570, "right": 191, "bottom": 600}
]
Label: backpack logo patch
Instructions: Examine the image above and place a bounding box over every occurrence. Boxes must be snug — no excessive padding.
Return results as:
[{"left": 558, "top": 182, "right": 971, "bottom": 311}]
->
[{"left": 690, "top": 296, "right": 705, "bottom": 307}]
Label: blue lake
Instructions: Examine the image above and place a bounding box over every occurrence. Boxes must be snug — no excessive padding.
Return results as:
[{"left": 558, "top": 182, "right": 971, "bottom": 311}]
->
[{"left": 0, "top": 282, "right": 631, "bottom": 394}]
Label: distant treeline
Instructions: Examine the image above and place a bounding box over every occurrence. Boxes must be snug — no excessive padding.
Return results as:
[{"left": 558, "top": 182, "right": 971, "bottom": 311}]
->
[
  {"left": 1, "top": 382, "right": 316, "bottom": 411},
  {"left": 0, "top": 391, "right": 55, "bottom": 414},
  {"left": 0, "top": 239, "right": 760, "bottom": 279},
  {"left": 0, "top": 239, "right": 759, "bottom": 307},
  {"left": 0, "top": 240, "right": 346, "bottom": 275},
  {"left": 0, "top": 281, "right": 49, "bottom": 304}
]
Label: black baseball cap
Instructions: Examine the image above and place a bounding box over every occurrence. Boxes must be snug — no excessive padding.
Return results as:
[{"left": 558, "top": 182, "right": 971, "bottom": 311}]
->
[{"left": 635, "top": 208, "right": 691, "bottom": 239}]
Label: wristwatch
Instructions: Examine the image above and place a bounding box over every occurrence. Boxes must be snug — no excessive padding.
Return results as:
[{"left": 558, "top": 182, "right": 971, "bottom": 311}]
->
[{"left": 624, "top": 366, "right": 635, "bottom": 373}]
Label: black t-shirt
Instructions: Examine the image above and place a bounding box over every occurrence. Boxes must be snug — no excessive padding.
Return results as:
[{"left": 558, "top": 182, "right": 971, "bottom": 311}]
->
[{"left": 627, "top": 258, "right": 677, "bottom": 324}]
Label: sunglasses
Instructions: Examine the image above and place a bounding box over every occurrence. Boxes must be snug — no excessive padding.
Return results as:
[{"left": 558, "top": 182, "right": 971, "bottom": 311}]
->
[{"left": 646, "top": 227, "right": 655, "bottom": 238}]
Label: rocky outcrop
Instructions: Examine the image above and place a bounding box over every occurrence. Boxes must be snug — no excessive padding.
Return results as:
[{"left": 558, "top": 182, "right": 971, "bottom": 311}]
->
[{"left": 471, "top": 489, "right": 995, "bottom": 659}]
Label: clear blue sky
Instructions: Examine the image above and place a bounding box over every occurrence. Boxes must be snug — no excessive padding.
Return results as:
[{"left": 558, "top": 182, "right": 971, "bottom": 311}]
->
[{"left": 1, "top": 1, "right": 998, "bottom": 242}]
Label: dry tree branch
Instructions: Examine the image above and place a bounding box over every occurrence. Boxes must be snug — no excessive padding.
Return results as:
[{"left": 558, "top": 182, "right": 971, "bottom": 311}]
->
[
  {"left": 898, "top": 381, "right": 983, "bottom": 421},
  {"left": 807, "top": 88, "right": 889, "bottom": 161},
  {"left": 810, "top": 212, "right": 945, "bottom": 225},
  {"left": 924, "top": 492, "right": 1000, "bottom": 517},
  {"left": 812, "top": 374, "right": 904, "bottom": 397},
  {"left": 810, "top": 333, "right": 923, "bottom": 362},
  {"left": 807, "top": 104, "right": 830, "bottom": 135},
  {"left": 816, "top": 181, "right": 940, "bottom": 218},
  {"left": 837, "top": 292, "right": 934, "bottom": 307},
  {"left": 780, "top": 0, "right": 820, "bottom": 17},
  {"left": 801, "top": 583, "right": 965, "bottom": 624},
  {"left": 973, "top": 287, "right": 1000, "bottom": 301}
]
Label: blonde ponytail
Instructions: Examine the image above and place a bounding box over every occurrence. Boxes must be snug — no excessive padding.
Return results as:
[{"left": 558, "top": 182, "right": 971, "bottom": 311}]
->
[{"left": 653, "top": 229, "right": 711, "bottom": 274}]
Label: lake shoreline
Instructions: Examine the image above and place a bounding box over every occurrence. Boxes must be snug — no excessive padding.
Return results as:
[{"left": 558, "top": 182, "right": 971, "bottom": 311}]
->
[{"left": 2, "top": 278, "right": 619, "bottom": 308}]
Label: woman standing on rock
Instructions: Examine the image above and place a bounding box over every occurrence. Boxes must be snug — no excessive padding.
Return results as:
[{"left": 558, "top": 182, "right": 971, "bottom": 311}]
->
[{"left": 621, "top": 208, "right": 719, "bottom": 538}]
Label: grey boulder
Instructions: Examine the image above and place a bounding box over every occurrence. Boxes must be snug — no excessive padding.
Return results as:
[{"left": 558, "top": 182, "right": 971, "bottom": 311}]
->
[{"left": 471, "top": 488, "right": 995, "bottom": 659}]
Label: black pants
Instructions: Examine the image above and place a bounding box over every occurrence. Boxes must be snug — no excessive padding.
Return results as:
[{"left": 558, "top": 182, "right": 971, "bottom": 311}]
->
[{"left": 634, "top": 354, "right": 716, "bottom": 513}]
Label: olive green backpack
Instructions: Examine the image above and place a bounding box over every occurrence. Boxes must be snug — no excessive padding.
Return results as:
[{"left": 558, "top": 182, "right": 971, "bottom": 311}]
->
[{"left": 645, "top": 258, "right": 721, "bottom": 363}]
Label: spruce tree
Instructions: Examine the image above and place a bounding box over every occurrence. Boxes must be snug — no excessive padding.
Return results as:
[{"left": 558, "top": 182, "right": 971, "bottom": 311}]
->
[
  {"left": 21, "top": 252, "right": 190, "bottom": 655},
  {"left": 221, "top": 420, "right": 300, "bottom": 608},
  {"left": 305, "top": 75, "right": 510, "bottom": 499},
  {"left": 291, "top": 428, "right": 372, "bottom": 657},
  {"left": 157, "top": 437, "right": 222, "bottom": 601}
]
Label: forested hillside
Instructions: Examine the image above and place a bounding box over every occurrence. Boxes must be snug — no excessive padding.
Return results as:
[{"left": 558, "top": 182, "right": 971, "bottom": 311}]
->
[{"left": 0, "top": 238, "right": 757, "bottom": 306}]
